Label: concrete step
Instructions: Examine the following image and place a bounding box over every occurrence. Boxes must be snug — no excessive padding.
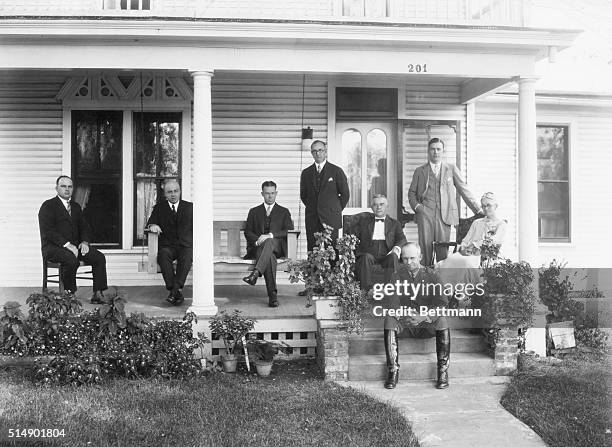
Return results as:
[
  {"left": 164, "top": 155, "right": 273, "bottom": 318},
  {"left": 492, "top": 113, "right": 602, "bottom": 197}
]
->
[
  {"left": 361, "top": 316, "right": 485, "bottom": 330},
  {"left": 348, "top": 352, "right": 496, "bottom": 381},
  {"left": 349, "top": 330, "right": 487, "bottom": 355}
]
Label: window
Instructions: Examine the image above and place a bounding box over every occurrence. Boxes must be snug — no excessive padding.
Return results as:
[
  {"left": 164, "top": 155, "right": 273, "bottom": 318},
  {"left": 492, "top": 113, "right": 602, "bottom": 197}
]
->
[
  {"left": 72, "top": 110, "right": 123, "bottom": 248},
  {"left": 537, "top": 125, "right": 570, "bottom": 242},
  {"left": 336, "top": 88, "right": 397, "bottom": 121},
  {"left": 341, "top": 127, "right": 388, "bottom": 209},
  {"left": 104, "top": 0, "right": 151, "bottom": 10},
  {"left": 133, "top": 112, "right": 182, "bottom": 244}
]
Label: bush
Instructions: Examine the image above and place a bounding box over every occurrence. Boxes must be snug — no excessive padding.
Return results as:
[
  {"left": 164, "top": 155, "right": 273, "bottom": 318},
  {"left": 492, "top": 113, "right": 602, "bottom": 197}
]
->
[
  {"left": 539, "top": 260, "right": 585, "bottom": 324},
  {"left": 1, "top": 291, "right": 209, "bottom": 385},
  {"left": 472, "top": 259, "right": 536, "bottom": 328}
]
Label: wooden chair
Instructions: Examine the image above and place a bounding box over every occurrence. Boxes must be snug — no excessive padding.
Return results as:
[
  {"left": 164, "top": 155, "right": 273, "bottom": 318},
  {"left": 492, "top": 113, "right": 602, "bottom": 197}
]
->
[
  {"left": 431, "top": 213, "right": 484, "bottom": 265},
  {"left": 42, "top": 259, "right": 93, "bottom": 293}
]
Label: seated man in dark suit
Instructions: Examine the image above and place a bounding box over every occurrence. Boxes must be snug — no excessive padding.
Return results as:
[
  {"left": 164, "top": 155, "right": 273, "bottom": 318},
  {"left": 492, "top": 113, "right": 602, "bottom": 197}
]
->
[
  {"left": 350, "top": 194, "right": 407, "bottom": 291},
  {"left": 147, "top": 180, "right": 193, "bottom": 305},
  {"left": 38, "top": 175, "right": 108, "bottom": 303},
  {"left": 383, "top": 243, "right": 450, "bottom": 390},
  {"left": 242, "top": 181, "right": 294, "bottom": 308}
]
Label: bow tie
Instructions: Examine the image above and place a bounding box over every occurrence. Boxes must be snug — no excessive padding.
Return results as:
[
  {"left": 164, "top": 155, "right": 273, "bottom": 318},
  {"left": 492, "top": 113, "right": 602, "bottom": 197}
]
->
[{"left": 375, "top": 218, "right": 385, "bottom": 222}]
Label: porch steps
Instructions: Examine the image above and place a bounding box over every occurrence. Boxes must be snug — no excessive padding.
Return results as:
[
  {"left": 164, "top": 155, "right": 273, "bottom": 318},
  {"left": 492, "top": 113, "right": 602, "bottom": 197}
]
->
[
  {"left": 349, "top": 352, "right": 496, "bottom": 381},
  {"left": 348, "top": 328, "right": 495, "bottom": 381},
  {"left": 349, "top": 329, "right": 487, "bottom": 356}
]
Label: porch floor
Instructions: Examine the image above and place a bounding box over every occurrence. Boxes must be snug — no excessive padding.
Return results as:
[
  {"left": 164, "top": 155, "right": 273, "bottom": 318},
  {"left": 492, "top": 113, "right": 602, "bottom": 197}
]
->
[{"left": 0, "top": 285, "right": 313, "bottom": 320}]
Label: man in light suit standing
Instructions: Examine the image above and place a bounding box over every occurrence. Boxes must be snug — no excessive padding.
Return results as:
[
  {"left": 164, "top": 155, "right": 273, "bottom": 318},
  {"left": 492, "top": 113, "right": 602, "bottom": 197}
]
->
[
  {"left": 300, "top": 139, "right": 350, "bottom": 251},
  {"left": 408, "top": 138, "right": 481, "bottom": 266}
]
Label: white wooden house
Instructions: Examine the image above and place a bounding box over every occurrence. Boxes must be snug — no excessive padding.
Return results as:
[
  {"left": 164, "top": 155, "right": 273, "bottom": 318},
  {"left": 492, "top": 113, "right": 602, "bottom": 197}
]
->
[{"left": 0, "top": 0, "right": 610, "bottom": 317}]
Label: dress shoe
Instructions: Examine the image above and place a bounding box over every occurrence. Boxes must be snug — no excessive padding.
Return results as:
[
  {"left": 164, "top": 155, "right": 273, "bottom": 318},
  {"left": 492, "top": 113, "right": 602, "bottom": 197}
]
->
[
  {"left": 166, "top": 292, "right": 177, "bottom": 305},
  {"left": 385, "top": 370, "right": 399, "bottom": 389},
  {"left": 90, "top": 291, "right": 104, "bottom": 304},
  {"left": 173, "top": 289, "right": 185, "bottom": 305},
  {"left": 242, "top": 271, "right": 258, "bottom": 286},
  {"left": 268, "top": 295, "right": 279, "bottom": 307}
]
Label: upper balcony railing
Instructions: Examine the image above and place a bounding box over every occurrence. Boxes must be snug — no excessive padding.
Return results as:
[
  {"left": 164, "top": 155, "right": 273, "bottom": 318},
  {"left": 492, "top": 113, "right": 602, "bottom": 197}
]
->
[{"left": 0, "top": 0, "right": 530, "bottom": 27}]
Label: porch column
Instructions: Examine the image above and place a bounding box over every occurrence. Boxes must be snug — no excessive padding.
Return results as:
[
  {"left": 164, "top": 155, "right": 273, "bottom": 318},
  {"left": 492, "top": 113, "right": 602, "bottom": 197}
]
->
[
  {"left": 517, "top": 77, "right": 538, "bottom": 264},
  {"left": 189, "top": 70, "right": 218, "bottom": 316},
  {"left": 518, "top": 77, "right": 545, "bottom": 357}
]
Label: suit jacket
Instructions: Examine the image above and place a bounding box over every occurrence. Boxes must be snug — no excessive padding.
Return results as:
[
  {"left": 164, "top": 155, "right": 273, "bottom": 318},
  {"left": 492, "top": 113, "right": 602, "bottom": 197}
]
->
[
  {"left": 244, "top": 203, "right": 294, "bottom": 259},
  {"left": 38, "top": 196, "right": 92, "bottom": 258},
  {"left": 350, "top": 213, "right": 407, "bottom": 257},
  {"left": 147, "top": 200, "right": 193, "bottom": 248},
  {"left": 408, "top": 162, "right": 480, "bottom": 226},
  {"left": 300, "top": 162, "right": 350, "bottom": 231}
]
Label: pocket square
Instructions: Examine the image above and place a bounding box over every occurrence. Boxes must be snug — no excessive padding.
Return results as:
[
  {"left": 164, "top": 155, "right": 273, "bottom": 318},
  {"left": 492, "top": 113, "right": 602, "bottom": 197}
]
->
[{"left": 328, "top": 177, "right": 333, "bottom": 182}]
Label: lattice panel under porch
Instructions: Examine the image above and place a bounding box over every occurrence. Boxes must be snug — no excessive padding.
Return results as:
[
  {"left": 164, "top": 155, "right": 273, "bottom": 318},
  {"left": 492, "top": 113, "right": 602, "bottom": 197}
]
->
[{"left": 211, "top": 331, "right": 317, "bottom": 360}]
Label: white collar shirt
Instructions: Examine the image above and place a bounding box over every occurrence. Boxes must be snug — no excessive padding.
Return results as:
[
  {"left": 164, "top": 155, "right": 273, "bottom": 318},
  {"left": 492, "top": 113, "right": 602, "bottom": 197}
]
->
[
  {"left": 429, "top": 162, "right": 441, "bottom": 177},
  {"left": 372, "top": 216, "right": 386, "bottom": 240},
  {"left": 58, "top": 196, "right": 70, "bottom": 210}
]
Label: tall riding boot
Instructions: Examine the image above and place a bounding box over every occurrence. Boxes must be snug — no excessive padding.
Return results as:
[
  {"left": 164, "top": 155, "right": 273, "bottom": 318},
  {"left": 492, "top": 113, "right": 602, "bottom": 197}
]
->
[
  {"left": 435, "top": 328, "right": 451, "bottom": 389},
  {"left": 384, "top": 329, "right": 400, "bottom": 389}
]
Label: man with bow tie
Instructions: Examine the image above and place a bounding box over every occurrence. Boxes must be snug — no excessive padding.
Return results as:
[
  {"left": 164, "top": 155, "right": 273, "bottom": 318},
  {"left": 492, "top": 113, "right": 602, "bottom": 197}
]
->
[
  {"left": 351, "top": 194, "right": 407, "bottom": 291},
  {"left": 147, "top": 179, "right": 193, "bottom": 305},
  {"left": 300, "top": 139, "right": 350, "bottom": 252},
  {"left": 242, "top": 181, "right": 294, "bottom": 307},
  {"left": 38, "top": 175, "right": 108, "bottom": 303},
  {"left": 408, "top": 137, "right": 481, "bottom": 266}
]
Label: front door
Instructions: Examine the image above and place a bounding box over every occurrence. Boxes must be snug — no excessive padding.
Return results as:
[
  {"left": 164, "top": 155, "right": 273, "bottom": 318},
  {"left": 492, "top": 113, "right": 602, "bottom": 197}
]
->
[{"left": 335, "top": 121, "right": 396, "bottom": 217}]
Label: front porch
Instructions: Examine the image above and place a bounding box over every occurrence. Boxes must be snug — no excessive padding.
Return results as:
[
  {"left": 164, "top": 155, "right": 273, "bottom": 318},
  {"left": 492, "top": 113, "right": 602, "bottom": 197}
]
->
[{"left": 0, "top": 284, "right": 318, "bottom": 360}]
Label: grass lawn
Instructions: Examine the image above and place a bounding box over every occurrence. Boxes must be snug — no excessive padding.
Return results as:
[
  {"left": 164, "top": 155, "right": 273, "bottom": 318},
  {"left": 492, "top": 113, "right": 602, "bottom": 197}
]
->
[
  {"left": 500, "top": 351, "right": 611, "bottom": 447},
  {"left": 0, "top": 359, "right": 419, "bottom": 447}
]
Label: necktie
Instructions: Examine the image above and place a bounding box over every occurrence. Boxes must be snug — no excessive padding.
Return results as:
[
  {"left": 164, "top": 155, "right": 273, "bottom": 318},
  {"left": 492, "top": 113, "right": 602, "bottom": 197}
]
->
[
  {"left": 171, "top": 204, "right": 177, "bottom": 215},
  {"left": 66, "top": 202, "right": 71, "bottom": 216},
  {"left": 316, "top": 164, "right": 321, "bottom": 174},
  {"left": 375, "top": 218, "right": 384, "bottom": 222},
  {"left": 266, "top": 205, "right": 271, "bottom": 216}
]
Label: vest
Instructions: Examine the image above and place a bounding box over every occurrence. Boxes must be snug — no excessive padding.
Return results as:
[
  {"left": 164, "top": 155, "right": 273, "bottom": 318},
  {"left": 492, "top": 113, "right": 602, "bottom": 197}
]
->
[{"left": 422, "top": 167, "right": 442, "bottom": 211}]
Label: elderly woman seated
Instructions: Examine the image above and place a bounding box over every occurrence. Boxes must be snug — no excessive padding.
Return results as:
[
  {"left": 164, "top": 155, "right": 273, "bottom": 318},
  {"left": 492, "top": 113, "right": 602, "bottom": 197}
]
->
[{"left": 435, "top": 192, "right": 507, "bottom": 292}]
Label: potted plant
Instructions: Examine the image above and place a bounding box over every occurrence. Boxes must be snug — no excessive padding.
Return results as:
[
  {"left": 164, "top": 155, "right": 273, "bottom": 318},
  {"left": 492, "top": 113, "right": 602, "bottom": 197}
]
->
[
  {"left": 209, "top": 310, "right": 256, "bottom": 372},
  {"left": 288, "top": 224, "right": 369, "bottom": 333},
  {"left": 244, "top": 338, "right": 291, "bottom": 377}
]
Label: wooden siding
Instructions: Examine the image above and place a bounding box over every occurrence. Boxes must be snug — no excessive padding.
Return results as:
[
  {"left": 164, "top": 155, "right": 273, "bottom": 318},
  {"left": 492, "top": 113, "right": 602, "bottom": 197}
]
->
[
  {"left": 211, "top": 73, "right": 328, "bottom": 259},
  {"left": 473, "top": 100, "right": 612, "bottom": 267},
  {"left": 470, "top": 103, "right": 518, "bottom": 259},
  {"left": 0, "top": 73, "right": 66, "bottom": 286}
]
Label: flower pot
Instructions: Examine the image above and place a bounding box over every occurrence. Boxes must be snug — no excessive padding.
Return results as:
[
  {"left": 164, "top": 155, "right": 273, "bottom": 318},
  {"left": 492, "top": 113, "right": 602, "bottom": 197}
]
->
[
  {"left": 311, "top": 296, "right": 340, "bottom": 320},
  {"left": 221, "top": 354, "right": 238, "bottom": 373},
  {"left": 254, "top": 360, "right": 273, "bottom": 377}
]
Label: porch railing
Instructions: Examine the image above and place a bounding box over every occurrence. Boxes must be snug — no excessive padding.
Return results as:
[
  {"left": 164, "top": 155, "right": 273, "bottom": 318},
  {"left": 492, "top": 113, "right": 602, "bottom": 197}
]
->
[{"left": 0, "top": 0, "right": 529, "bottom": 27}]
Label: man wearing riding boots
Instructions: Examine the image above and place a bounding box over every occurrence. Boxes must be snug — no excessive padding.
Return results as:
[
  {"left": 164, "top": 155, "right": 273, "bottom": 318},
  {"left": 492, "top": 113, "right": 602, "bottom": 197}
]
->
[{"left": 383, "top": 242, "right": 451, "bottom": 390}]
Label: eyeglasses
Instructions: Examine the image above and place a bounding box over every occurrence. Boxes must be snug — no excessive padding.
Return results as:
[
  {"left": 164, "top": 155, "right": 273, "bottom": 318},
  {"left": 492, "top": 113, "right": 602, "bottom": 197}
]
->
[{"left": 311, "top": 148, "right": 327, "bottom": 153}]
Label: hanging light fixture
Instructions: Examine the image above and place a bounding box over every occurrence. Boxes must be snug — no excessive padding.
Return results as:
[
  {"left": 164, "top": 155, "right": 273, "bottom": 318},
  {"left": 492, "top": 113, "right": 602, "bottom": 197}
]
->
[{"left": 300, "top": 74, "right": 313, "bottom": 151}]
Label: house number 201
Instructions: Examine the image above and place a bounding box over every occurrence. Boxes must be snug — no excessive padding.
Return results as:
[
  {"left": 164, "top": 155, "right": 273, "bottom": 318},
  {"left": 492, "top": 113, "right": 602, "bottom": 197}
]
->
[{"left": 407, "top": 64, "right": 427, "bottom": 73}]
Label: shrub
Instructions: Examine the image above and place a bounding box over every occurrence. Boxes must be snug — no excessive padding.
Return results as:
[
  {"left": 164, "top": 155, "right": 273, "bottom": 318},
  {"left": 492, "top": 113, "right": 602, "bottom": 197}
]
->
[
  {"left": 539, "top": 260, "right": 584, "bottom": 324},
  {"left": 1, "top": 291, "right": 209, "bottom": 385},
  {"left": 472, "top": 259, "right": 536, "bottom": 328},
  {"left": 0, "top": 301, "right": 28, "bottom": 356}
]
